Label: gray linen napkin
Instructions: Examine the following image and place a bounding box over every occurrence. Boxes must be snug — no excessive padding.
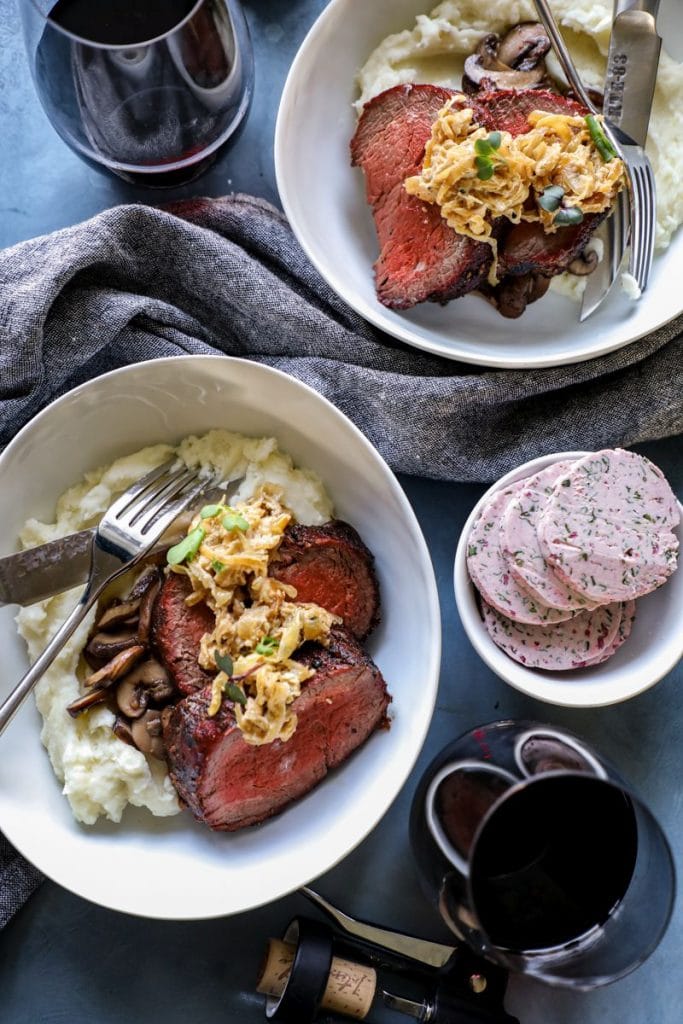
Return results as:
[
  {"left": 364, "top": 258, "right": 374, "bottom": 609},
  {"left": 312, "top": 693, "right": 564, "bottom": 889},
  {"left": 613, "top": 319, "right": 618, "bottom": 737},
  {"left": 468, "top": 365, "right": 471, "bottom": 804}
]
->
[
  {"left": 1, "top": 194, "right": 682, "bottom": 483},
  {"left": 1, "top": 834, "right": 42, "bottom": 929},
  {"left": 0, "top": 194, "right": 682, "bottom": 926}
]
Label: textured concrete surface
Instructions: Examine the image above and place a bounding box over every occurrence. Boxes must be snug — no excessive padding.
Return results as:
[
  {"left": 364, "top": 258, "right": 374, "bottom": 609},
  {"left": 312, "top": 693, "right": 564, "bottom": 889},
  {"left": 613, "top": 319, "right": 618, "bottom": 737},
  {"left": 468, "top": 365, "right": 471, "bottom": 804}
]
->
[{"left": 1, "top": 2, "right": 682, "bottom": 1022}]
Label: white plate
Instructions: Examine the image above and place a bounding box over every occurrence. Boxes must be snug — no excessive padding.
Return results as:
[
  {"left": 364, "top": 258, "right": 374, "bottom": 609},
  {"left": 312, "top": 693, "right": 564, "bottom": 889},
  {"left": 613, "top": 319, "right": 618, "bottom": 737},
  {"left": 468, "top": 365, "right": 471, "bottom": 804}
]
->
[
  {"left": 275, "top": 0, "right": 683, "bottom": 369},
  {"left": 454, "top": 451, "right": 683, "bottom": 707},
  {"left": 0, "top": 356, "right": 441, "bottom": 919}
]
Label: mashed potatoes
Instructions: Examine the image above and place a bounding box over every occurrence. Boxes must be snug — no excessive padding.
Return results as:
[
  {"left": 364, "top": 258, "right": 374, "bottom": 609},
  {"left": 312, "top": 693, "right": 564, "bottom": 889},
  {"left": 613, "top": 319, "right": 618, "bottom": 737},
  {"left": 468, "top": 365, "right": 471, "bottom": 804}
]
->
[
  {"left": 15, "top": 431, "right": 333, "bottom": 825},
  {"left": 356, "top": 0, "right": 683, "bottom": 255}
]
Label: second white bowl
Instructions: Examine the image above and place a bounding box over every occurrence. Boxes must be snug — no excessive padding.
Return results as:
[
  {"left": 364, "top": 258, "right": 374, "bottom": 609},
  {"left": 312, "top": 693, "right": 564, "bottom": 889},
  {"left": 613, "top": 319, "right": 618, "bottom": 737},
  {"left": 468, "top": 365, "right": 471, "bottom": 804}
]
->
[{"left": 454, "top": 451, "right": 683, "bottom": 708}]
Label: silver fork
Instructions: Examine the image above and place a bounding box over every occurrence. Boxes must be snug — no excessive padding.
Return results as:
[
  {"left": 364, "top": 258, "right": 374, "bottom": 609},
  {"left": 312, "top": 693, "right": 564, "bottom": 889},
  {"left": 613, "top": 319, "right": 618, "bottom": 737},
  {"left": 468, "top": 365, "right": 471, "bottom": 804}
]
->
[
  {"left": 0, "top": 458, "right": 209, "bottom": 736},
  {"left": 534, "top": 0, "right": 656, "bottom": 292}
]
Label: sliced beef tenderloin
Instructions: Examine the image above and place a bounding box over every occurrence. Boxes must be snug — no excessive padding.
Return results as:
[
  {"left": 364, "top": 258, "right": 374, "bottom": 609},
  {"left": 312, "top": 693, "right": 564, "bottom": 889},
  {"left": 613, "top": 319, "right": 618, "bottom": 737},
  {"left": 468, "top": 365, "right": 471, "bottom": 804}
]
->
[
  {"left": 152, "top": 573, "right": 215, "bottom": 696},
  {"left": 351, "top": 83, "right": 492, "bottom": 309},
  {"left": 470, "top": 87, "right": 588, "bottom": 137},
  {"left": 163, "top": 629, "right": 391, "bottom": 831},
  {"left": 269, "top": 520, "right": 380, "bottom": 639}
]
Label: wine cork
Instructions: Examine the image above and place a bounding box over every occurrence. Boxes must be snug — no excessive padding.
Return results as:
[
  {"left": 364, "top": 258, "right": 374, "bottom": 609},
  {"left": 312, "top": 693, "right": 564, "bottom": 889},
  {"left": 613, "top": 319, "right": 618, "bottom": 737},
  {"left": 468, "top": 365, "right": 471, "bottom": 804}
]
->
[{"left": 257, "top": 938, "right": 377, "bottom": 1020}]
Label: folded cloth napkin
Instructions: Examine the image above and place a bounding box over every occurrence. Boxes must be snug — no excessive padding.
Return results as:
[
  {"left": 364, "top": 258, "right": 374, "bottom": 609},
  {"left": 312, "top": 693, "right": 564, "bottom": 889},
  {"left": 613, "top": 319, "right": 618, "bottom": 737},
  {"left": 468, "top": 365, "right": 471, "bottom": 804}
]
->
[
  {"left": 0, "top": 194, "right": 682, "bottom": 926},
  {"left": 1, "top": 834, "right": 42, "bottom": 930},
  {"left": 1, "top": 194, "right": 682, "bottom": 484}
]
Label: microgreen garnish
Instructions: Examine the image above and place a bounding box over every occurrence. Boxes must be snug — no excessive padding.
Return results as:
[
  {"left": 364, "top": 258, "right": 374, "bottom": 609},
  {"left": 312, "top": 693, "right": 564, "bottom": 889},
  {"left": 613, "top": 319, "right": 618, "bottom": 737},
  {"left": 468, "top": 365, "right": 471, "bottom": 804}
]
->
[
  {"left": 538, "top": 184, "right": 565, "bottom": 213},
  {"left": 554, "top": 206, "right": 584, "bottom": 226},
  {"left": 167, "top": 526, "right": 205, "bottom": 566},
  {"left": 214, "top": 649, "right": 234, "bottom": 676},
  {"left": 585, "top": 114, "right": 618, "bottom": 162},
  {"left": 255, "top": 636, "right": 279, "bottom": 656},
  {"left": 475, "top": 157, "right": 495, "bottom": 180},
  {"left": 474, "top": 133, "right": 504, "bottom": 181},
  {"left": 224, "top": 682, "right": 247, "bottom": 706},
  {"left": 222, "top": 511, "right": 249, "bottom": 532},
  {"left": 200, "top": 503, "right": 224, "bottom": 519}
]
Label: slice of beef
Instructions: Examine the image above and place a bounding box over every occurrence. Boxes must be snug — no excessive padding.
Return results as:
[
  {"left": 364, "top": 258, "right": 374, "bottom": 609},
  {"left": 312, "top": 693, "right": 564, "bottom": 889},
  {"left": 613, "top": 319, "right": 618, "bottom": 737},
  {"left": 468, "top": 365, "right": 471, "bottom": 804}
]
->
[
  {"left": 269, "top": 521, "right": 380, "bottom": 639},
  {"left": 470, "top": 87, "right": 588, "bottom": 136},
  {"left": 351, "top": 83, "right": 492, "bottom": 309},
  {"left": 163, "top": 628, "right": 391, "bottom": 831},
  {"left": 152, "top": 573, "right": 215, "bottom": 696}
]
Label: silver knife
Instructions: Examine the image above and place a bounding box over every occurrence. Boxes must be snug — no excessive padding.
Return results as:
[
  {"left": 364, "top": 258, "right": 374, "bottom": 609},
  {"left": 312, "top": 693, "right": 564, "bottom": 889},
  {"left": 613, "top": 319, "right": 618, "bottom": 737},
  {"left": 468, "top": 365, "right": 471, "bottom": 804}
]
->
[
  {"left": 580, "top": 0, "right": 661, "bottom": 321},
  {"left": 0, "top": 497, "right": 218, "bottom": 608},
  {"left": 0, "top": 530, "right": 95, "bottom": 608}
]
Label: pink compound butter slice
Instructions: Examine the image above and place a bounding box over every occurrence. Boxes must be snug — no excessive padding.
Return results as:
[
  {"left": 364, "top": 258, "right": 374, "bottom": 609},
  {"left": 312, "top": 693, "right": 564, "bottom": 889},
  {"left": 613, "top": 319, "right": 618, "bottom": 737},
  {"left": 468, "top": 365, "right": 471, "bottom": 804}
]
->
[
  {"left": 537, "top": 449, "right": 680, "bottom": 603},
  {"left": 501, "top": 461, "right": 598, "bottom": 613},
  {"left": 581, "top": 600, "right": 636, "bottom": 668},
  {"left": 481, "top": 598, "right": 623, "bottom": 670},
  {"left": 467, "top": 483, "right": 574, "bottom": 625}
]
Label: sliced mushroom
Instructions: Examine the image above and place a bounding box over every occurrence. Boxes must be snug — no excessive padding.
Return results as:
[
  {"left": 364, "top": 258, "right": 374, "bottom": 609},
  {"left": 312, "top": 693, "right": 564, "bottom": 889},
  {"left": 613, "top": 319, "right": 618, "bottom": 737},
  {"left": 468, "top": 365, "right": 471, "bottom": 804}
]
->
[
  {"left": 66, "top": 687, "right": 110, "bottom": 718},
  {"left": 131, "top": 710, "right": 165, "bottom": 760},
  {"left": 86, "top": 629, "right": 140, "bottom": 664},
  {"left": 568, "top": 249, "right": 599, "bottom": 275},
  {"left": 84, "top": 644, "right": 146, "bottom": 689},
  {"left": 497, "top": 22, "right": 550, "bottom": 71},
  {"left": 129, "top": 565, "right": 162, "bottom": 601},
  {"left": 123, "top": 658, "right": 174, "bottom": 703},
  {"left": 112, "top": 715, "right": 136, "bottom": 747},
  {"left": 116, "top": 678, "right": 150, "bottom": 719},
  {"left": 95, "top": 599, "right": 142, "bottom": 631},
  {"left": 463, "top": 24, "right": 549, "bottom": 93},
  {"left": 485, "top": 272, "right": 551, "bottom": 318},
  {"left": 463, "top": 54, "right": 546, "bottom": 91},
  {"left": 137, "top": 578, "right": 161, "bottom": 644}
]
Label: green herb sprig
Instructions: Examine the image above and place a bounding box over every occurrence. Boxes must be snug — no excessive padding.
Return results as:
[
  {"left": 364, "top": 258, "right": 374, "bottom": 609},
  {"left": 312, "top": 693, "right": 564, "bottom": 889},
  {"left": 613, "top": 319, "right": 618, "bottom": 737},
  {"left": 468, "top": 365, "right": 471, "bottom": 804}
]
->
[
  {"left": 585, "top": 115, "right": 618, "bottom": 163},
  {"left": 167, "top": 526, "right": 205, "bottom": 566},
  {"left": 474, "top": 132, "right": 504, "bottom": 181}
]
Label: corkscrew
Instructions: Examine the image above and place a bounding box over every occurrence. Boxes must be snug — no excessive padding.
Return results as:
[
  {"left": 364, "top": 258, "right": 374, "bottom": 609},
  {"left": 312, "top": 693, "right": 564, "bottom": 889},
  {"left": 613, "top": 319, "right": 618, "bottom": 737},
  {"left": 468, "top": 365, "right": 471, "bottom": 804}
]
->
[{"left": 256, "top": 888, "right": 520, "bottom": 1024}]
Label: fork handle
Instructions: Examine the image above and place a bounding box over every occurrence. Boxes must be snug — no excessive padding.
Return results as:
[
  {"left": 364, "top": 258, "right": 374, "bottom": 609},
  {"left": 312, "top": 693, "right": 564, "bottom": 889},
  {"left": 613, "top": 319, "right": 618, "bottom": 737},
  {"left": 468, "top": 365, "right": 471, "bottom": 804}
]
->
[
  {"left": 533, "top": 0, "right": 597, "bottom": 112},
  {"left": 0, "top": 548, "right": 124, "bottom": 737}
]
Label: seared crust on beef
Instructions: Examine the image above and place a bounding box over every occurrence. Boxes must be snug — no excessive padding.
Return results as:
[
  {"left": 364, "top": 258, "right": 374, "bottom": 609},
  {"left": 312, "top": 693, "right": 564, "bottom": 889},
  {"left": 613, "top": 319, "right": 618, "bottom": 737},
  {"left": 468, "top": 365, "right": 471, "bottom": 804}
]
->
[
  {"left": 162, "top": 628, "right": 391, "bottom": 831},
  {"left": 351, "top": 83, "right": 492, "bottom": 309},
  {"left": 269, "top": 521, "right": 380, "bottom": 639},
  {"left": 152, "top": 573, "right": 215, "bottom": 696}
]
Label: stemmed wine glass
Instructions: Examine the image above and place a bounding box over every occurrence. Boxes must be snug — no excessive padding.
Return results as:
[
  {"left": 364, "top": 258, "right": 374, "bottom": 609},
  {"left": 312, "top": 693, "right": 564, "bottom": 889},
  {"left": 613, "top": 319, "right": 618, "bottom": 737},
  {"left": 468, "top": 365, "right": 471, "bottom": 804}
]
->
[{"left": 19, "top": 0, "right": 254, "bottom": 186}]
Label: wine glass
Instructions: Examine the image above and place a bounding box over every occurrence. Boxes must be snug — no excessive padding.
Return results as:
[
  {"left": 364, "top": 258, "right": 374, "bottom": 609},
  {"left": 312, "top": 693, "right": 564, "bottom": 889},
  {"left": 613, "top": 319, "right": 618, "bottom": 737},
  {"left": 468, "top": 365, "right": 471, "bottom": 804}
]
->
[
  {"left": 411, "top": 720, "right": 675, "bottom": 989},
  {"left": 19, "top": 0, "right": 254, "bottom": 186}
]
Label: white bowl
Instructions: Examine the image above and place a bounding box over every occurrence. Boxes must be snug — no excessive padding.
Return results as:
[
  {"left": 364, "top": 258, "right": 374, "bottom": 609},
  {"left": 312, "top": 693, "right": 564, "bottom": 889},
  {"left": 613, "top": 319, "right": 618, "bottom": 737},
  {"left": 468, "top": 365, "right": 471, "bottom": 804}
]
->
[
  {"left": 0, "top": 356, "right": 441, "bottom": 919},
  {"left": 275, "top": 0, "right": 683, "bottom": 369},
  {"left": 454, "top": 451, "right": 683, "bottom": 708}
]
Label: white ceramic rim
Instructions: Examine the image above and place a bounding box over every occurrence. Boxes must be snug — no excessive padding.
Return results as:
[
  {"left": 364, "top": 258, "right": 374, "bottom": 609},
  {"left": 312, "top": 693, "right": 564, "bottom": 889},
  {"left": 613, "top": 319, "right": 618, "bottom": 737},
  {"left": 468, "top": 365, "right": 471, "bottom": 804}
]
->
[
  {"left": 274, "top": 0, "right": 683, "bottom": 370},
  {"left": 453, "top": 451, "right": 683, "bottom": 708},
  {"left": 0, "top": 354, "right": 442, "bottom": 918}
]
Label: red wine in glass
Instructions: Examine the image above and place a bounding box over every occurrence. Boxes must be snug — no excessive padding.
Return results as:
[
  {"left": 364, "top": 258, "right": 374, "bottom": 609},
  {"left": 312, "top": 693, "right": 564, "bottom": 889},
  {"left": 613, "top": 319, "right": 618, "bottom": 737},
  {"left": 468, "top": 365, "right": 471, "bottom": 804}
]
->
[{"left": 21, "top": 0, "right": 254, "bottom": 186}]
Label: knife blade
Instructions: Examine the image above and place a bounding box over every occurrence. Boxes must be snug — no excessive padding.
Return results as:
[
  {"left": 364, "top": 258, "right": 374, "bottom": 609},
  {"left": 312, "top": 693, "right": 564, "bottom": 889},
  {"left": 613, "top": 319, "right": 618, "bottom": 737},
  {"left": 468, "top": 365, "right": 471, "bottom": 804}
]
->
[
  {"left": 580, "top": 0, "right": 661, "bottom": 321},
  {"left": 0, "top": 530, "right": 95, "bottom": 608},
  {"left": 0, "top": 484, "right": 235, "bottom": 609}
]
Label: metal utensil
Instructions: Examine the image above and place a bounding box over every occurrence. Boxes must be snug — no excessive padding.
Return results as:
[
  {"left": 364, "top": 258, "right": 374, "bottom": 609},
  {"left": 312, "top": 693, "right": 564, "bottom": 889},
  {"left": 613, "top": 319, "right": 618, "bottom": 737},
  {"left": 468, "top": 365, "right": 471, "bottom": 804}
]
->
[
  {"left": 0, "top": 459, "right": 208, "bottom": 736},
  {"left": 532, "top": 0, "right": 657, "bottom": 306},
  {"left": 580, "top": 0, "right": 662, "bottom": 319}
]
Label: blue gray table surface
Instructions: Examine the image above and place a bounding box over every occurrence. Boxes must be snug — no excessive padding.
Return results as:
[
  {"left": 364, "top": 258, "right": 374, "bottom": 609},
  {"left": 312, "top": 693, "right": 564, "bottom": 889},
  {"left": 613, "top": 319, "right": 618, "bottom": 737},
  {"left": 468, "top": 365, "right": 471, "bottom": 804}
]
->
[{"left": 1, "top": 2, "right": 682, "bottom": 1022}]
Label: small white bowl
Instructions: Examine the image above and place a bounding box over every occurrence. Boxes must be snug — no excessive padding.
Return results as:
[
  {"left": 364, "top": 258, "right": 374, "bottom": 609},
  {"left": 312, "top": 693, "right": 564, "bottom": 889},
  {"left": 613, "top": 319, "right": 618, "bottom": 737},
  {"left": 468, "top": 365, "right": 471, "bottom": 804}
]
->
[{"left": 454, "top": 451, "right": 683, "bottom": 708}]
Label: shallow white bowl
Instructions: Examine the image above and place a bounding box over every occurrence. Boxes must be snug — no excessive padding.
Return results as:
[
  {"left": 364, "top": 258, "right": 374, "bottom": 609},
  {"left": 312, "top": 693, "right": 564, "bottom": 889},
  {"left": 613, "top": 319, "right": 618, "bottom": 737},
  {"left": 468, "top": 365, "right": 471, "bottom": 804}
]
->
[
  {"left": 0, "top": 356, "right": 441, "bottom": 919},
  {"left": 275, "top": 0, "right": 683, "bottom": 369},
  {"left": 454, "top": 451, "right": 683, "bottom": 707}
]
